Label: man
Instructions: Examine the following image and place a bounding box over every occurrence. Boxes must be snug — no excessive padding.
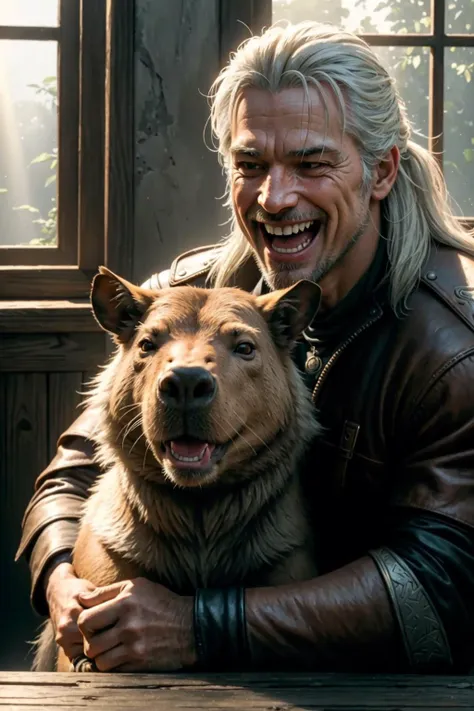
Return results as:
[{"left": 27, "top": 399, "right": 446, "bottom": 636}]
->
[{"left": 17, "top": 21, "right": 474, "bottom": 673}]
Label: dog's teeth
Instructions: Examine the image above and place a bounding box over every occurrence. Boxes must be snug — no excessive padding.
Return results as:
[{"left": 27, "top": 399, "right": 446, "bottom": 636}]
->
[{"left": 170, "top": 445, "right": 206, "bottom": 463}]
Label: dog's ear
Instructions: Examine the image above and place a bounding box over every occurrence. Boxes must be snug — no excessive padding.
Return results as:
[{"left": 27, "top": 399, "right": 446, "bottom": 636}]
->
[
  {"left": 90, "top": 266, "right": 154, "bottom": 343},
  {"left": 257, "top": 280, "right": 322, "bottom": 348}
]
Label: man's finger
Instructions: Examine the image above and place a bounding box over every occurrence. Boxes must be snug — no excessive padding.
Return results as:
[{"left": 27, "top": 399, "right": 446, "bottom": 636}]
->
[
  {"left": 94, "top": 643, "right": 128, "bottom": 672},
  {"left": 78, "top": 581, "right": 125, "bottom": 608},
  {"left": 77, "top": 598, "right": 121, "bottom": 638},
  {"left": 64, "top": 642, "right": 85, "bottom": 662},
  {"left": 83, "top": 626, "right": 122, "bottom": 660}
]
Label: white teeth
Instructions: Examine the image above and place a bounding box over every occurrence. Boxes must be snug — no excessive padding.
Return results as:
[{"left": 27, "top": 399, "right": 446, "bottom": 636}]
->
[
  {"left": 170, "top": 444, "right": 206, "bottom": 463},
  {"left": 264, "top": 220, "right": 314, "bottom": 235},
  {"left": 272, "top": 235, "right": 313, "bottom": 254}
]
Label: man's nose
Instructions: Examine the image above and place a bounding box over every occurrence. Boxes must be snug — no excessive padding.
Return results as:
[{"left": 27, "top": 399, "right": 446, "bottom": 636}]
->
[
  {"left": 158, "top": 367, "right": 217, "bottom": 410},
  {"left": 257, "top": 167, "right": 298, "bottom": 214}
]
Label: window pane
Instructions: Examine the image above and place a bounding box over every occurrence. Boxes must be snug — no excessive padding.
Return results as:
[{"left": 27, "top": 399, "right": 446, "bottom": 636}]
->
[
  {"left": 0, "top": 40, "right": 58, "bottom": 247},
  {"left": 373, "top": 46, "right": 429, "bottom": 149},
  {"left": 445, "top": 0, "right": 474, "bottom": 35},
  {"left": 444, "top": 47, "right": 474, "bottom": 216},
  {"left": 272, "top": 0, "right": 432, "bottom": 34},
  {"left": 0, "top": 0, "right": 58, "bottom": 27}
]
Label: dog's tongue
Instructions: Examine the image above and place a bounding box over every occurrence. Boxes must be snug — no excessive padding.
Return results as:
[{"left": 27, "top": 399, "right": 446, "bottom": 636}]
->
[
  {"left": 272, "top": 231, "right": 312, "bottom": 250},
  {"left": 171, "top": 440, "right": 209, "bottom": 457},
  {"left": 167, "top": 438, "right": 216, "bottom": 469}
]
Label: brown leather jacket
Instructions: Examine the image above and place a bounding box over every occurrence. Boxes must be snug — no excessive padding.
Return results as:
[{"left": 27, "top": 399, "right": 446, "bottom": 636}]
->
[{"left": 16, "top": 241, "right": 474, "bottom": 673}]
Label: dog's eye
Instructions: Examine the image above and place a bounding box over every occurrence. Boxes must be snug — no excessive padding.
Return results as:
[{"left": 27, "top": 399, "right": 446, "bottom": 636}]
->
[
  {"left": 234, "top": 342, "right": 256, "bottom": 359},
  {"left": 138, "top": 338, "right": 156, "bottom": 353}
]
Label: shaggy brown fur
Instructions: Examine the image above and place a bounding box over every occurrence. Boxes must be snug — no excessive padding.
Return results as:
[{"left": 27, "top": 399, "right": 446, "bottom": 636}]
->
[{"left": 34, "top": 267, "right": 321, "bottom": 672}]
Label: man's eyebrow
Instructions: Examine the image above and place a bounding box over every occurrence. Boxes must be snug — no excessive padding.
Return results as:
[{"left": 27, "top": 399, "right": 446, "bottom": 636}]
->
[
  {"left": 287, "top": 145, "right": 342, "bottom": 159},
  {"left": 230, "top": 144, "right": 343, "bottom": 160},
  {"left": 230, "top": 145, "right": 262, "bottom": 157}
]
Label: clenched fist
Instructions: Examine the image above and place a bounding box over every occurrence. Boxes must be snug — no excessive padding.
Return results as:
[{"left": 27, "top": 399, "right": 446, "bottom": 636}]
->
[{"left": 77, "top": 577, "right": 197, "bottom": 672}]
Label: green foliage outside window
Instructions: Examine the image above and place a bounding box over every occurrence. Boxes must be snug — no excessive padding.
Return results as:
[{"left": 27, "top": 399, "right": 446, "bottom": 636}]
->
[{"left": 1, "top": 76, "right": 58, "bottom": 245}]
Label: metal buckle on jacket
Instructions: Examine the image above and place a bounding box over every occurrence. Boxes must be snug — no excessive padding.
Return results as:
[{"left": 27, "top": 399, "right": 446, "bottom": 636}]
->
[{"left": 335, "top": 420, "right": 360, "bottom": 488}]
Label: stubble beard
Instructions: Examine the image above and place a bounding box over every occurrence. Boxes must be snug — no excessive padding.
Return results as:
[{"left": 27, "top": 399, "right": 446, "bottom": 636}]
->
[{"left": 256, "top": 209, "right": 371, "bottom": 290}]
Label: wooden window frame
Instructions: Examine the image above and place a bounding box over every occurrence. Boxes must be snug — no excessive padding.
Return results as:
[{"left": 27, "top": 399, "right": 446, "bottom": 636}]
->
[
  {"left": 0, "top": 0, "right": 134, "bottom": 300},
  {"left": 225, "top": 0, "right": 474, "bottom": 228},
  {"left": 359, "top": 0, "right": 474, "bottom": 226}
]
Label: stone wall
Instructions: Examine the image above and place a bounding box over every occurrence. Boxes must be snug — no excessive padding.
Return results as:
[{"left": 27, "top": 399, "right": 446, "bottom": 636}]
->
[{"left": 133, "top": 0, "right": 226, "bottom": 283}]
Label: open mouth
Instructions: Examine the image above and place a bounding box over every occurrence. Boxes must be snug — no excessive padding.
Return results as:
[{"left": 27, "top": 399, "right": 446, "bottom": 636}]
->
[
  {"left": 162, "top": 437, "right": 229, "bottom": 471},
  {"left": 258, "top": 219, "right": 322, "bottom": 262}
]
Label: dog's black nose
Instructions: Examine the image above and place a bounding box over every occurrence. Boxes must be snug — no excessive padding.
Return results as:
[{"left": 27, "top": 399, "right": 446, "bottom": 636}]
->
[{"left": 158, "top": 367, "right": 216, "bottom": 409}]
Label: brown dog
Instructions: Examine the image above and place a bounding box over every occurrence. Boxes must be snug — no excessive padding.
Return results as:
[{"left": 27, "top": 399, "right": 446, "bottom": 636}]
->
[{"left": 33, "top": 267, "right": 321, "bottom": 671}]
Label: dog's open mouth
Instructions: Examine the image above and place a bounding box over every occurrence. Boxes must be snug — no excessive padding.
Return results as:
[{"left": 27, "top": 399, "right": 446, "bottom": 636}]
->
[{"left": 162, "top": 437, "right": 229, "bottom": 472}]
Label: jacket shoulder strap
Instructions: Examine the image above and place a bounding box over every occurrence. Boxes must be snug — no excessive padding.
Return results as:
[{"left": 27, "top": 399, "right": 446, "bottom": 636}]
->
[
  {"left": 421, "top": 244, "right": 474, "bottom": 333},
  {"left": 140, "top": 244, "right": 220, "bottom": 290}
]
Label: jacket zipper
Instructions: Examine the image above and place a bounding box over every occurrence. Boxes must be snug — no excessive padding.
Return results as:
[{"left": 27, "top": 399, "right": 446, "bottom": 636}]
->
[{"left": 311, "top": 309, "right": 383, "bottom": 405}]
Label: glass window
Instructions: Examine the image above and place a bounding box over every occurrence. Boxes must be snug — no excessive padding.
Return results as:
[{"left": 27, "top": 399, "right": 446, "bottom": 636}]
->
[
  {"left": 444, "top": 47, "right": 474, "bottom": 215},
  {"left": 0, "top": 40, "right": 57, "bottom": 247},
  {"left": 0, "top": 0, "right": 58, "bottom": 28},
  {"left": 374, "top": 46, "right": 429, "bottom": 149},
  {"left": 272, "top": 0, "right": 431, "bottom": 34},
  {"left": 445, "top": 0, "right": 474, "bottom": 35}
]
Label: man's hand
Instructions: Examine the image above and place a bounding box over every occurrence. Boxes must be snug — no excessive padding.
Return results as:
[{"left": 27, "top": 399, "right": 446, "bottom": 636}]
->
[
  {"left": 77, "top": 577, "right": 197, "bottom": 672},
  {"left": 45, "top": 562, "right": 96, "bottom": 662}
]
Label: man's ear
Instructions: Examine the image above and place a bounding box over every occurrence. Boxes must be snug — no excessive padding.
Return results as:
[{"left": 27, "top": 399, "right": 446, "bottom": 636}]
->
[
  {"left": 257, "top": 280, "right": 322, "bottom": 348},
  {"left": 90, "top": 266, "right": 154, "bottom": 343}
]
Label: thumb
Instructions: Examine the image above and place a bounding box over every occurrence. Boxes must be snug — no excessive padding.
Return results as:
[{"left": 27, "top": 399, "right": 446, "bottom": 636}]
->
[{"left": 78, "top": 581, "right": 125, "bottom": 607}]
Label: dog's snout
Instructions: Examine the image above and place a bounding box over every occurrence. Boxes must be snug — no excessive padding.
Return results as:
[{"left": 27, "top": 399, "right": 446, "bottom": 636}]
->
[{"left": 158, "top": 367, "right": 216, "bottom": 409}]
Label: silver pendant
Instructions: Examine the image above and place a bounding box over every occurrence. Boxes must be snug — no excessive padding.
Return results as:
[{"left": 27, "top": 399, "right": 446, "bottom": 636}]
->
[{"left": 305, "top": 348, "right": 322, "bottom": 375}]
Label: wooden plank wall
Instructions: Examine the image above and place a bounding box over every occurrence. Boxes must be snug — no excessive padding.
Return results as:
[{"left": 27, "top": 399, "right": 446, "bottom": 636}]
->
[{"left": 0, "top": 331, "right": 105, "bottom": 671}]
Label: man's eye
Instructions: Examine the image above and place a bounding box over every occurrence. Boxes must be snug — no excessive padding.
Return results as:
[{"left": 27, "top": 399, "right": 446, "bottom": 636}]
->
[
  {"left": 301, "top": 162, "right": 328, "bottom": 171},
  {"left": 237, "top": 161, "right": 262, "bottom": 173},
  {"left": 234, "top": 342, "right": 256, "bottom": 359},
  {"left": 138, "top": 338, "right": 156, "bottom": 353}
]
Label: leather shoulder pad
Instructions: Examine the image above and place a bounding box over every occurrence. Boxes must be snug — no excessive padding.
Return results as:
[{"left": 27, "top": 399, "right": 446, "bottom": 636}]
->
[
  {"left": 421, "top": 244, "right": 474, "bottom": 332},
  {"left": 139, "top": 244, "right": 221, "bottom": 291},
  {"left": 169, "top": 243, "right": 221, "bottom": 286},
  {"left": 140, "top": 269, "right": 171, "bottom": 290}
]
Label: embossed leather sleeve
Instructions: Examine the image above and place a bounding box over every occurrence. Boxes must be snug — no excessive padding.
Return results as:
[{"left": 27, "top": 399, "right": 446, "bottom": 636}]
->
[
  {"left": 244, "top": 555, "right": 405, "bottom": 673},
  {"left": 370, "top": 509, "right": 474, "bottom": 672},
  {"left": 386, "top": 353, "right": 474, "bottom": 671},
  {"left": 369, "top": 546, "right": 452, "bottom": 671}
]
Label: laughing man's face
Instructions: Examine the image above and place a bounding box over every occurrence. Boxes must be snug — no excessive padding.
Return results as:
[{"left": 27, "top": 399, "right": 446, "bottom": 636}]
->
[{"left": 230, "top": 85, "right": 374, "bottom": 290}]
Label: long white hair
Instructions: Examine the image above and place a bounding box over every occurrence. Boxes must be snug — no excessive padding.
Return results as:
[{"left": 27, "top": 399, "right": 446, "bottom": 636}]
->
[{"left": 207, "top": 21, "right": 474, "bottom": 312}]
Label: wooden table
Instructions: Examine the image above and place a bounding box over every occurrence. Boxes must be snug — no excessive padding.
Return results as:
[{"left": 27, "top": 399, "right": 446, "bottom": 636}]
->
[{"left": 1, "top": 672, "right": 474, "bottom": 710}]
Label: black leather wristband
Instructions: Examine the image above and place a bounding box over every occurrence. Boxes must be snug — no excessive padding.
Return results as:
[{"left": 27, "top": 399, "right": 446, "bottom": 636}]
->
[{"left": 193, "top": 586, "right": 248, "bottom": 670}]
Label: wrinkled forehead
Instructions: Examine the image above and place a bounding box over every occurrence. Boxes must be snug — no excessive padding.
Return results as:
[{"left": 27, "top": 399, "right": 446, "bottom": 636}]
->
[
  {"left": 231, "top": 86, "right": 345, "bottom": 153},
  {"left": 141, "top": 288, "right": 264, "bottom": 336}
]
